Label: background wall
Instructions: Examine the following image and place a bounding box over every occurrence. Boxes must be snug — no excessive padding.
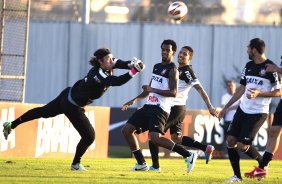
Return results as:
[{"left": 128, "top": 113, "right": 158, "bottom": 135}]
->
[{"left": 25, "top": 21, "right": 282, "bottom": 109}]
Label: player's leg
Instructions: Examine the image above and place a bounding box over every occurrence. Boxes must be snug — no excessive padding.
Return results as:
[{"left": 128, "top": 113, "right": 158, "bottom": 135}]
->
[
  {"left": 149, "top": 131, "right": 197, "bottom": 173},
  {"left": 62, "top": 98, "right": 94, "bottom": 171},
  {"left": 148, "top": 106, "right": 197, "bottom": 173},
  {"left": 122, "top": 123, "right": 148, "bottom": 171},
  {"left": 147, "top": 105, "right": 182, "bottom": 171},
  {"left": 260, "top": 101, "right": 282, "bottom": 169},
  {"left": 3, "top": 88, "right": 69, "bottom": 140},
  {"left": 148, "top": 140, "right": 161, "bottom": 171},
  {"left": 179, "top": 135, "right": 215, "bottom": 164},
  {"left": 239, "top": 113, "right": 267, "bottom": 179},
  {"left": 238, "top": 112, "right": 266, "bottom": 161},
  {"left": 225, "top": 107, "right": 244, "bottom": 182},
  {"left": 121, "top": 106, "right": 149, "bottom": 171},
  {"left": 169, "top": 106, "right": 215, "bottom": 164},
  {"left": 259, "top": 125, "right": 282, "bottom": 168},
  {"left": 246, "top": 102, "right": 282, "bottom": 178},
  {"left": 226, "top": 135, "right": 242, "bottom": 182}
]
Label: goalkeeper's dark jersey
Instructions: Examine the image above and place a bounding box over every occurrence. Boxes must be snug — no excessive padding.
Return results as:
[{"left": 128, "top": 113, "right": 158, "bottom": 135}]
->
[{"left": 70, "top": 59, "right": 132, "bottom": 107}]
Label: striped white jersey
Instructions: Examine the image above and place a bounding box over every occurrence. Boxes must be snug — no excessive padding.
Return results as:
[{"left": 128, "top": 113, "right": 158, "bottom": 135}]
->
[
  {"left": 172, "top": 65, "right": 200, "bottom": 106},
  {"left": 146, "top": 62, "right": 177, "bottom": 113},
  {"left": 240, "top": 59, "right": 281, "bottom": 114}
]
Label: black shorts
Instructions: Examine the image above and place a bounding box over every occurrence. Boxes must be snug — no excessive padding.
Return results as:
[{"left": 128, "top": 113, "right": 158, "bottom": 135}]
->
[
  {"left": 164, "top": 105, "right": 186, "bottom": 135},
  {"left": 227, "top": 107, "right": 267, "bottom": 145},
  {"left": 127, "top": 104, "right": 169, "bottom": 135},
  {"left": 272, "top": 100, "right": 282, "bottom": 126},
  {"left": 223, "top": 121, "right": 232, "bottom": 134}
]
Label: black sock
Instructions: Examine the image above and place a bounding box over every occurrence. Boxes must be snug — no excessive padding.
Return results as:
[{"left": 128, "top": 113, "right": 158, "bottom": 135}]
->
[
  {"left": 132, "top": 149, "right": 146, "bottom": 165},
  {"left": 227, "top": 147, "right": 241, "bottom": 179},
  {"left": 243, "top": 145, "right": 262, "bottom": 162},
  {"left": 259, "top": 151, "right": 273, "bottom": 169},
  {"left": 149, "top": 140, "right": 159, "bottom": 169},
  {"left": 181, "top": 136, "right": 207, "bottom": 151},
  {"left": 172, "top": 144, "right": 191, "bottom": 158}
]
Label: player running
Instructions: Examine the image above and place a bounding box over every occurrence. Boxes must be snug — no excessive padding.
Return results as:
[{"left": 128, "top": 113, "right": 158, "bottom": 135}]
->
[{"left": 3, "top": 48, "right": 145, "bottom": 171}]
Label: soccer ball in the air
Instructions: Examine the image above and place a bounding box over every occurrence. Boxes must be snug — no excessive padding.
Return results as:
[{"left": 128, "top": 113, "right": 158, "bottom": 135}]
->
[{"left": 167, "top": 1, "right": 188, "bottom": 21}]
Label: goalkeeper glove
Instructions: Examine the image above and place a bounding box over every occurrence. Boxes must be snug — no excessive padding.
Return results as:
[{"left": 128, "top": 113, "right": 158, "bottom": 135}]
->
[
  {"left": 128, "top": 57, "right": 139, "bottom": 68},
  {"left": 129, "top": 59, "right": 145, "bottom": 76}
]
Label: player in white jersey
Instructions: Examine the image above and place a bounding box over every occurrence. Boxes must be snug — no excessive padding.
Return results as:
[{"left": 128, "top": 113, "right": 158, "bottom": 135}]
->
[
  {"left": 245, "top": 56, "right": 282, "bottom": 179},
  {"left": 122, "top": 40, "right": 197, "bottom": 173},
  {"left": 218, "top": 38, "right": 281, "bottom": 183},
  {"left": 148, "top": 46, "right": 218, "bottom": 171}
]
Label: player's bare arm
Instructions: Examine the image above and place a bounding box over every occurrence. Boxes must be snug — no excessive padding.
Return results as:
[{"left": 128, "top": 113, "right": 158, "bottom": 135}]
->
[
  {"left": 143, "top": 67, "right": 179, "bottom": 97},
  {"left": 122, "top": 80, "right": 152, "bottom": 111},
  {"left": 247, "top": 88, "right": 281, "bottom": 99},
  {"left": 194, "top": 83, "right": 217, "bottom": 116},
  {"left": 121, "top": 91, "right": 150, "bottom": 111},
  {"left": 227, "top": 104, "right": 240, "bottom": 111},
  {"left": 218, "top": 84, "right": 245, "bottom": 119}
]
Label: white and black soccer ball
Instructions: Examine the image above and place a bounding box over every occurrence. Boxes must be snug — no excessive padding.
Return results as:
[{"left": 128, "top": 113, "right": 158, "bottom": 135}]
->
[{"left": 167, "top": 1, "right": 188, "bottom": 21}]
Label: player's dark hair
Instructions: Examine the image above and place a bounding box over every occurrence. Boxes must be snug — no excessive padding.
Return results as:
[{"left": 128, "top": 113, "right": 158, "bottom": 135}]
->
[
  {"left": 182, "top": 46, "right": 193, "bottom": 60},
  {"left": 249, "top": 38, "right": 265, "bottom": 54},
  {"left": 89, "top": 48, "right": 111, "bottom": 67},
  {"left": 161, "top": 39, "right": 177, "bottom": 52}
]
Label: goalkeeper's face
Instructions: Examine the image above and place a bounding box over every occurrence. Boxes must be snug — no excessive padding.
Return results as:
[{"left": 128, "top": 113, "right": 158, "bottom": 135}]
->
[{"left": 99, "top": 54, "right": 114, "bottom": 71}]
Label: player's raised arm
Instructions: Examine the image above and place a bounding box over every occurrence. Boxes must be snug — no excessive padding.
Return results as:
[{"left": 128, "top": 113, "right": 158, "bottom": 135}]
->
[
  {"left": 99, "top": 61, "right": 145, "bottom": 86},
  {"left": 113, "top": 57, "right": 144, "bottom": 70}
]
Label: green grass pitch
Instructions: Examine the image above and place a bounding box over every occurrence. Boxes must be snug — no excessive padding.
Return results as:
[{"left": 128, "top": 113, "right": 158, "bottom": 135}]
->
[{"left": 0, "top": 158, "right": 281, "bottom": 183}]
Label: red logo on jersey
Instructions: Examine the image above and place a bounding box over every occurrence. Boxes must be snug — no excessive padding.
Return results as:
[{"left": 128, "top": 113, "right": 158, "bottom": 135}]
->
[{"left": 148, "top": 96, "right": 159, "bottom": 102}]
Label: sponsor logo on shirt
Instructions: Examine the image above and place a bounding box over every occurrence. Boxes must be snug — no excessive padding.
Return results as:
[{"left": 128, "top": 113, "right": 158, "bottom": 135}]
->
[
  {"left": 152, "top": 76, "right": 163, "bottom": 83},
  {"left": 148, "top": 95, "right": 159, "bottom": 102},
  {"left": 246, "top": 78, "right": 263, "bottom": 85}
]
